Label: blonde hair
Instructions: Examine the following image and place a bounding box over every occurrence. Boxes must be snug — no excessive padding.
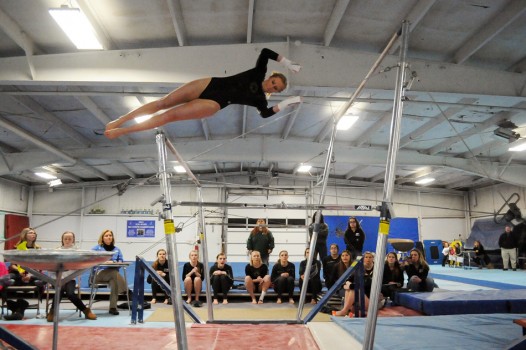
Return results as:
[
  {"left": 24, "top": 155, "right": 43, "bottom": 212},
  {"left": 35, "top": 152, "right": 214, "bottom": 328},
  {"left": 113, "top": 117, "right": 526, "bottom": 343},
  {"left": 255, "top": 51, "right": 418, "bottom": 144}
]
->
[
  {"left": 97, "top": 229, "right": 114, "bottom": 245},
  {"left": 16, "top": 227, "right": 40, "bottom": 248}
]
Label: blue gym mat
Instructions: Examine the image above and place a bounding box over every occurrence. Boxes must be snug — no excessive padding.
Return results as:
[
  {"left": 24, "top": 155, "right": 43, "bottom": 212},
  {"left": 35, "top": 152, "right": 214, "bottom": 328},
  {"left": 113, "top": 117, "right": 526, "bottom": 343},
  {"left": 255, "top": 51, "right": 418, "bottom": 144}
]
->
[
  {"left": 332, "top": 313, "right": 525, "bottom": 350},
  {"left": 395, "top": 289, "right": 526, "bottom": 315}
]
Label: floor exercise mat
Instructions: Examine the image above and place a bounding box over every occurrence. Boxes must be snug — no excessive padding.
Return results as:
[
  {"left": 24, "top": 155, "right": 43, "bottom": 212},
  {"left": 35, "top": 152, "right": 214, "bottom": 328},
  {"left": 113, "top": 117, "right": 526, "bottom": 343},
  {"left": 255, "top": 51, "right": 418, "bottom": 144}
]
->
[
  {"left": 331, "top": 314, "right": 525, "bottom": 350},
  {"left": 395, "top": 289, "right": 526, "bottom": 315}
]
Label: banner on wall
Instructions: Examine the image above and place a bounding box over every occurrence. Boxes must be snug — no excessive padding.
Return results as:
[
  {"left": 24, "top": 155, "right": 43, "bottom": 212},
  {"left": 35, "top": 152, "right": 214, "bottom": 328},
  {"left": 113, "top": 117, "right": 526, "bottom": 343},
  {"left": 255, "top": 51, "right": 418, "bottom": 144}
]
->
[{"left": 127, "top": 220, "right": 155, "bottom": 238}]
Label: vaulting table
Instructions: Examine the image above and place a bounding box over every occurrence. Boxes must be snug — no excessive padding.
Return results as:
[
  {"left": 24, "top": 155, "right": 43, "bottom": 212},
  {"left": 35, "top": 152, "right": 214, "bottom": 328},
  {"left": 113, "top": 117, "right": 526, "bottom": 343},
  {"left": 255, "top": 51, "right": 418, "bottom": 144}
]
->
[{"left": 2, "top": 249, "right": 114, "bottom": 350}]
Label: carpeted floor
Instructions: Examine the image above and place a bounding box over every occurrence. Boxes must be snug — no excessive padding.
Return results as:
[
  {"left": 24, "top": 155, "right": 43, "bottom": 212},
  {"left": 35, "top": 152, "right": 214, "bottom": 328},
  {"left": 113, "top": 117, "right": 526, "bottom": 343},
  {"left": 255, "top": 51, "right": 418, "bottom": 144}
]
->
[
  {"left": 147, "top": 305, "right": 333, "bottom": 322},
  {"left": 146, "top": 304, "right": 422, "bottom": 323}
]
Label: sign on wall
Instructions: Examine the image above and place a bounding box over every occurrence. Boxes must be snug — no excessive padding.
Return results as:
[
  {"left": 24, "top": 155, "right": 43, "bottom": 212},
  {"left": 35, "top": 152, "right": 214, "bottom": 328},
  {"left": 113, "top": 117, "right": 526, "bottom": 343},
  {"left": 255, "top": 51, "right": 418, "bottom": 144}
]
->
[{"left": 127, "top": 220, "right": 155, "bottom": 238}]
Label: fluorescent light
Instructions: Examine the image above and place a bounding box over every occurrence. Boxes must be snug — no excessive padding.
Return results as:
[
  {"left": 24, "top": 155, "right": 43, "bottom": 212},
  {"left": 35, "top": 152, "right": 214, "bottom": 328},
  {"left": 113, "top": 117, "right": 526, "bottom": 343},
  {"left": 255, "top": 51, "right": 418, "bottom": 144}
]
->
[
  {"left": 509, "top": 139, "right": 526, "bottom": 152},
  {"left": 35, "top": 172, "right": 57, "bottom": 180},
  {"left": 415, "top": 177, "right": 435, "bottom": 185},
  {"left": 174, "top": 165, "right": 186, "bottom": 173},
  {"left": 337, "top": 115, "right": 359, "bottom": 130},
  {"left": 48, "top": 179, "right": 63, "bottom": 187},
  {"left": 49, "top": 7, "right": 103, "bottom": 50},
  {"left": 297, "top": 164, "right": 312, "bottom": 173},
  {"left": 135, "top": 115, "right": 153, "bottom": 124}
]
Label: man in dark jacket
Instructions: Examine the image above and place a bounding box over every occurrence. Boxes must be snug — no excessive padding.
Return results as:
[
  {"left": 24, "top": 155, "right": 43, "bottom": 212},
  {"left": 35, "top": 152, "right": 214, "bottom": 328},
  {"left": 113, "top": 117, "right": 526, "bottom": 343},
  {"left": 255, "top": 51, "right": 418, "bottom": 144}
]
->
[{"left": 498, "top": 224, "right": 518, "bottom": 271}]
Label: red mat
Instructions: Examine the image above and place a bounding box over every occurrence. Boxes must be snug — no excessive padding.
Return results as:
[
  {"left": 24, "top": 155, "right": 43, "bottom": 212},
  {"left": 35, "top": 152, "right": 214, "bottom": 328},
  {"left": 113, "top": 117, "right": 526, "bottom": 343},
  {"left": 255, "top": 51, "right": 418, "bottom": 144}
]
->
[{"left": 1, "top": 323, "right": 319, "bottom": 350}]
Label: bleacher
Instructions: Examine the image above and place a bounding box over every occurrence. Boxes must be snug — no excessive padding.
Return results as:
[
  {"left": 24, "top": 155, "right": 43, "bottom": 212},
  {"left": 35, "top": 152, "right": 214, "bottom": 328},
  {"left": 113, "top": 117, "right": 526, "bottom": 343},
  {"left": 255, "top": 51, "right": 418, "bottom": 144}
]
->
[{"left": 67, "top": 260, "right": 329, "bottom": 300}]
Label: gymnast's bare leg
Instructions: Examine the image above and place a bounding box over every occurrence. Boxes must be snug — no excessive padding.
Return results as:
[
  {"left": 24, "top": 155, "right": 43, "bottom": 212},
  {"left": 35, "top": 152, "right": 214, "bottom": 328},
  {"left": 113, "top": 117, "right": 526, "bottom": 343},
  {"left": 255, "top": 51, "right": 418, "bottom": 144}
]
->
[{"left": 105, "top": 78, "right": 220, "bottom": 139}]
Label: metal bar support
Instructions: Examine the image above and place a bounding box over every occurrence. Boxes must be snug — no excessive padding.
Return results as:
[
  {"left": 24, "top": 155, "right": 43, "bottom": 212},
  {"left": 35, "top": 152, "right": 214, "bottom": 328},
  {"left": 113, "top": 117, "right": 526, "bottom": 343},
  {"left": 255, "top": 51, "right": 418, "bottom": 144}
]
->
[
  {"left": 156, "top": 131, "right": 188, "bottom": 350},
  {"left": 363, "top": 20, "right": 410, "bottom": 350}
]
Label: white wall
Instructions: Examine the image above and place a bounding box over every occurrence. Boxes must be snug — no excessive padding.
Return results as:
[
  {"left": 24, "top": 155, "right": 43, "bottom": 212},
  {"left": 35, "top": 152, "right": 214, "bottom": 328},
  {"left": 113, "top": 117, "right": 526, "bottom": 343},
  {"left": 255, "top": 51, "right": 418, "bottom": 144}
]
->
[{"left": 1, "top": 181, "right": 477, "bottom": 263}]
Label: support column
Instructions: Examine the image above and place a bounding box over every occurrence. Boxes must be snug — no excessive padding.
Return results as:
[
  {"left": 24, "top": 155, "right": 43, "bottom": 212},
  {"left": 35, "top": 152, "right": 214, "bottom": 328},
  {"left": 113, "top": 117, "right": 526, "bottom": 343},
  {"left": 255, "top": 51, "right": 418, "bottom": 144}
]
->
[{"left": 156, "top": 131, "right": 188, "bottom": 350}]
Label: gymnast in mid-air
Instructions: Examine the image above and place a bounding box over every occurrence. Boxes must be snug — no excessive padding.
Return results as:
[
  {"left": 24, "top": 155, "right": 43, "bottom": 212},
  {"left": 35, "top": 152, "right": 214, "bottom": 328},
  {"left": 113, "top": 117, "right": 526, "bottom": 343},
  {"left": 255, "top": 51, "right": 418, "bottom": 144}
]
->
[{"left": 104, "top": 48, "right": 302, "bottom": 139}]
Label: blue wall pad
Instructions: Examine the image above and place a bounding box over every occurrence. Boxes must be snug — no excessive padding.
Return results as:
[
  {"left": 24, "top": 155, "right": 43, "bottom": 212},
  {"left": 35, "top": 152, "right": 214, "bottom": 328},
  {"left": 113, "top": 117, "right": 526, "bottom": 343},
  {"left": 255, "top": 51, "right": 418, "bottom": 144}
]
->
[
  {"left": 424, "top": 240, "right": 442, "bottom": 265},
  {"left": 331, "top": 313, "right": 524, "bottom": 350},
  {"left": 394, "top": 289, "right": 526, "bottom": 315}
]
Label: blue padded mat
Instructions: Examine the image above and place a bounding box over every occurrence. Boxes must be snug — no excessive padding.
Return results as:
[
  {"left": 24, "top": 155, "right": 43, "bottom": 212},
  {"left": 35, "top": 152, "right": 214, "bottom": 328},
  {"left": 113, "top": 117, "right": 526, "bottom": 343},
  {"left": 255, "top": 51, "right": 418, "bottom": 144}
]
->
[
  {"left": 395, "top": 289, "right": 526, "bottom": 315},
  {"left": 331, "top": 314, "right": 525, "bottom": 350}
]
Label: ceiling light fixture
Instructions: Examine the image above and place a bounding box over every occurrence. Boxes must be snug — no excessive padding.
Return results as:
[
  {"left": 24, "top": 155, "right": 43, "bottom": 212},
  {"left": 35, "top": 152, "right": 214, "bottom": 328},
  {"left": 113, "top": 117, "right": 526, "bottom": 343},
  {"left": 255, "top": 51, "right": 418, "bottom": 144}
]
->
[
  {"left": 415, "top": 177, "right": 435, "bottom": 185},
  {"left": 48, "top": 179, "right": 63, "bottom": 187},
  {"left": 509, "top": 138, "right": 526, "bottom": 152},
  {"left": 49, "top": 7, "right": 103, "bottom": 50},
  {"left": 297, "top": 164, "right": 312, "bottom": 173},
  {"left": 174, "top": 165, "right": 187, "bottom": 173},
  {"left": 337, "top": 115, "right": 359, "bottom": 130},
  {"left": 35, "top": 172, "right": 57, "bottom": 180}
]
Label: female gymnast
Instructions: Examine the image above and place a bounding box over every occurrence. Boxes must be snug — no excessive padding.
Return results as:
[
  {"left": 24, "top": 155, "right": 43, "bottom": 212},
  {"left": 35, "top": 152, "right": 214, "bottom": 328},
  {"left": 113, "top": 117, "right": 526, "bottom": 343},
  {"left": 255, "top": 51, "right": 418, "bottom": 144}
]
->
[{"left": 105, "top": 48, "right": 302, "bottom": 139}]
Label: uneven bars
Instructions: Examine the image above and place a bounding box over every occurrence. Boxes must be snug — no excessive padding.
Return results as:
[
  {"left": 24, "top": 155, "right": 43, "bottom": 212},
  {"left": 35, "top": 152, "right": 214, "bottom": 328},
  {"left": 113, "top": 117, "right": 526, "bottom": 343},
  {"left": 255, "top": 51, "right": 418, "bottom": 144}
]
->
[
  {"left": 334, "top": 28, "right": 401, "bottom": 122},
  {"left": 172, "top": 201, "right": 376, "bottom": 211},
  {"left": 164, "top": 135, "right": 201, "bottom": 187}
]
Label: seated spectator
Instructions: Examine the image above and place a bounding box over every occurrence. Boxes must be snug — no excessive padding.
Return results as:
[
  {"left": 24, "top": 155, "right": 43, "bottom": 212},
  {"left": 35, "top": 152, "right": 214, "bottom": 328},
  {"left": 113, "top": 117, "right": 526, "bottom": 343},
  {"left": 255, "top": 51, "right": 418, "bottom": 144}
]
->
[
  {"left": 299, "top": 248, "right": 323, "bottom": 304},
  {"left": 441, "top": 241, "right": 449, "bottom": 267},
  {"left": 271, "top": 250, "right": 295, "bottom": 304},
  {"left": 473, "top": 240, "right": 490, "bottom": 269},
  {"left": 405, "top": 248, "right": 434, "bottom": 292},
  {"left": 244, "top": 250, "right": 271, "bottom": 304},
  {"left": 92, "top": 229, "right": 129, "bottom": 316},
  {"left": 330, "top": 249, "right": 353, "bottom": 296},
  {"left": 10, "top": 228, "right": 43, "bottom": 288},
  {"left": 308, "top": 211, "right": 329, "bottom": 261},
  {"left": 322, "top": 243, "right": 341, "bottom": 289},
  {"left": 182, "top": 250, "right": 204, "bottom": 307},
  {"left": 210, "top": 253, "right": 234, "bottom": 304},
  {"left": 448, "top": 240, "right": 463, "bottom": 267},
  {"left": 48, "top": 231, "right": 97, "bottom": 322},
  {"left": 381, "top": 252, "right": 404, "bottom": 302},
  {"left": 333, "top": 251, "right": 375, "bottom": 316},
  {"left": 149, "top": 249, "right": 171, "bottom": 304},
  {"left": 0, "top": 261, "right": 24, "bottom": 321}
]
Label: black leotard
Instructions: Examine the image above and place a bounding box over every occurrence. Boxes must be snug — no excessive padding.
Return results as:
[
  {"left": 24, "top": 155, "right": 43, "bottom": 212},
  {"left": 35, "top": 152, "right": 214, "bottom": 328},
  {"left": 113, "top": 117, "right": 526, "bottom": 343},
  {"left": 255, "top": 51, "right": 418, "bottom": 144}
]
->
[{"left": 198, "top": 48, "right": 279, "bottom": 118}]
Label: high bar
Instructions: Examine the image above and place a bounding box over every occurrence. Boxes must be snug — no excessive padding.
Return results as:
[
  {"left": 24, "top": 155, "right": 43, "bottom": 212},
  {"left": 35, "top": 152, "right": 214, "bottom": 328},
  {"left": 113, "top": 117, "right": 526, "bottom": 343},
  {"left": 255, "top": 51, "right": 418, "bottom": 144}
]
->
[{"left": 172, "top": 201, "right": 377, "bottom": 211}]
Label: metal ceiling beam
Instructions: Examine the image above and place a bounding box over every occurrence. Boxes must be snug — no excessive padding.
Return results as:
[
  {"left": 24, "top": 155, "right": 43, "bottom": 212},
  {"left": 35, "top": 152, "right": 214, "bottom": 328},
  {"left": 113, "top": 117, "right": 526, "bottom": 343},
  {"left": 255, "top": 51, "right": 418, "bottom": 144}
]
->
[
  {"left": 1, "top": 44, "right": 524, "bottom": 98},
  {"left": 112, "top": 161, "right": 137, "bottom": 179},
  {"left": 281, "top": 103, "right": 301, "bottom": 139},
  {"left": 353, "top": 111, "right": 391, "bottom": 147},
  {"left": 396, "top": 166, "right": 435, "bottom": 185},
  {"left": 323, "top": 0, "right": 350, "bottom": 46},
  {"left": 460, "top": 139, "right": 505, "bottom": 159},
  {"left": 3, "top": 134, "right": 526, "bottom": 188},
  {"left": 242, "top": 105, "right": 248, "bottom": 138},
  {"left": 166, "top": 0, "right": 187, "bottom": 46},
  {"left": 399, "top": 98, "right": 478, "bottom": 148},
  {"left": 11, "top": 95, "right": 92, "bottom": 147},
  {"left": 387, "top": 0, "right": 436, "bottom": 54},
  {"left": 454, "top": 0, "right": 526, "bottom": 64},
  {"left": 247, "top": 0, "right": 255, "bottom": 43},
  {"left": 0, "top": 116, "right": 77, "bottom": 164},
  {"left": 77, "top": 0, "right": 116, "bottom": 50},
  {"left": 75, "top": 95, "right": 133, "bottom": 146},
  {"left": 344, "top": 165, "right": 366, "bottom": 180},
  {"left": 0, "top": 7, "right": 40, "bottom": 79},
  {"left": 44, "top": 165, "right": 82, "bottom": 183},
  {"left": 425, "top": 111, "right": 513, "bottom": 155},
  {"left": 201, "top": 119, "right": 211, "bottom": 140},
  {"left": 370, "top": 171, "right": 385, "bottom": 183},
  {"left": 0, "top": 115, "right": 109, "bottom": 181}
]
